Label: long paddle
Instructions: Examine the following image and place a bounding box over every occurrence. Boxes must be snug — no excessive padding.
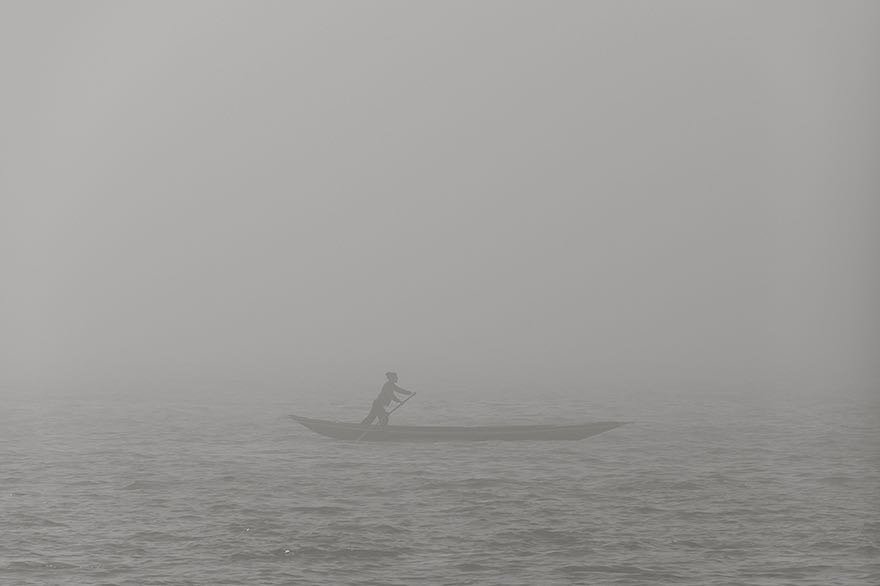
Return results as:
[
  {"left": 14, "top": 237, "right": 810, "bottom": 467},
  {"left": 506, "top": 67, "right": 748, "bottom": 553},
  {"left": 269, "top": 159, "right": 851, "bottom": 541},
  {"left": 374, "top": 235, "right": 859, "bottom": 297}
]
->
[
  {"left": 386, "top": 391, "right": 416, "bottom": 416},
  {"left": 356, "top": 392, "right": 417, "bottom": 441}
]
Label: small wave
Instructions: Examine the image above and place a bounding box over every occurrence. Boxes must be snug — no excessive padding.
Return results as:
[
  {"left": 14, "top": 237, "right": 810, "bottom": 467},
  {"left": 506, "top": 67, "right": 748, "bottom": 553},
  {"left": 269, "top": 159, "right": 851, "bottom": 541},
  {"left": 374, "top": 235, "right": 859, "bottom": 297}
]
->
[
  {"left": 319, "top": 461, "right": 367, "bottom": 470},
  {"left": 808, "top": 539, "right": 848, "bottom": 551},
  {"left": 354, "top": 522, "right": 410, "bottom": 535},
  {"left": 297, "top": 545, "right": 407, "bottom": 560},
  {"left": 3, "top": 560, "right": 79, "bottom": 571},
  {"left": 418, "top": 477, "right": 529, "bottom": 490},
  {"left": 633, "top": 505, "right": 666, "bottom": 514},
  {"left": 556, "top": 564, "right": 686, "bottom": 581},
  {"left": 14, "top": 515, "right": 68, "bottom": 528},
  {"left": 121, "top": 480, "right": 166, "bottom": 491},
  {"left": 230, "top": 545, "right": 406, "bottom": 562},
  {"left": 495, "top": 527, "right": 581, "bottom": 546},
  {"left": 817, "top": 475, "right": 855, "bottom": 486},
  {"left": 456, "top": 562, "right": 490, "bottom": 571},
  {"left": 673, "top": 510, "right": 727, "bottom": 520},
  {"left": 130, "top": 530, "right": 190, "bottom": 543},
  {"left": 557, "top": 564, "right": 636, "bottom": 575},
  {"left": 289, "top": 505, "right": 347, "bottom": 514},
  {"left": 66, "top": 479, "right": 105, "bottom": 487},
  {"left": 740, "top": 565, "right": 835, "bottom": 579}
]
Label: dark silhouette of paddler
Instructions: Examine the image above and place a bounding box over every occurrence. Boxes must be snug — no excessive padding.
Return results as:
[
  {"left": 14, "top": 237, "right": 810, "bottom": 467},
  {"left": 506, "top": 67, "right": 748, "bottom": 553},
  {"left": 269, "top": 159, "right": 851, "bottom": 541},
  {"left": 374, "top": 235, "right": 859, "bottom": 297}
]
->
[{"left": 361, "top": 372, "right": 413, "bottom": 425}]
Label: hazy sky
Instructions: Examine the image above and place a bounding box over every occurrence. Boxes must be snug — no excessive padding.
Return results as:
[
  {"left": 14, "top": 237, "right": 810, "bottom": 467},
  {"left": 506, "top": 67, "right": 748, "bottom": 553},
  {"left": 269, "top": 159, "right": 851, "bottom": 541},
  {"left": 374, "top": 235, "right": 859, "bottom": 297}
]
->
[{"left": 2, "top": 2, "right": 878, "bottom": 396}]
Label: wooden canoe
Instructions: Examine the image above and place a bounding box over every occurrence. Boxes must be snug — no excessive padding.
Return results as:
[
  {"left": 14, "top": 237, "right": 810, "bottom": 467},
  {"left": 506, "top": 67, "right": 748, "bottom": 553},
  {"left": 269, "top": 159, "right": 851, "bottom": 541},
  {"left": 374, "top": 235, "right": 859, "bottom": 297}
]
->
[{"left": 290, "top": 415, "right": 627, "bottom": 442}]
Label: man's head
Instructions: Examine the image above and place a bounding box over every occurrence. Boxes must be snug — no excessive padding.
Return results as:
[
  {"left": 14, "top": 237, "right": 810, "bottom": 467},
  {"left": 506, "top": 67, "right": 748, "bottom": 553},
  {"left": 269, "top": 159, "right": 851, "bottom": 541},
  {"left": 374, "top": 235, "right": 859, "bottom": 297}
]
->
[{"left": 385, "top": 371, "right": 398, "bottom": 382}]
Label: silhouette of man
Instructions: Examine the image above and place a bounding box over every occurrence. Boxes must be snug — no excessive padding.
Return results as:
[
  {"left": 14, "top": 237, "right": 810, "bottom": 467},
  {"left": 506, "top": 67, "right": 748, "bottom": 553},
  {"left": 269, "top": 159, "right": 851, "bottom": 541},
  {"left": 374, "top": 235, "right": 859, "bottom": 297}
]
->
[{"left": 361, "top": 372, "right": 413, "bottom": 426}]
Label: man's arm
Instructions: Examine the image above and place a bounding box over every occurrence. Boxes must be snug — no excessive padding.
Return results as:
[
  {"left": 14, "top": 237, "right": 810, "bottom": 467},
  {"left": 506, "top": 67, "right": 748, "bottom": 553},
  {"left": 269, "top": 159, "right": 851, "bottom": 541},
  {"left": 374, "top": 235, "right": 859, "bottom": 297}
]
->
[{"left": 393, "top": 384, "right": 413, "bottom": 396}]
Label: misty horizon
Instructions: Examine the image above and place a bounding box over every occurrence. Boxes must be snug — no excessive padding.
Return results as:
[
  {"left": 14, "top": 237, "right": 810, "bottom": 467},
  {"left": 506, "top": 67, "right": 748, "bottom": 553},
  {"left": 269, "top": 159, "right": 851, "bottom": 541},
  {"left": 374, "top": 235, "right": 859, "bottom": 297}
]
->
[{"left": 3, "top": 2, "right": 878, "bottom": 398}]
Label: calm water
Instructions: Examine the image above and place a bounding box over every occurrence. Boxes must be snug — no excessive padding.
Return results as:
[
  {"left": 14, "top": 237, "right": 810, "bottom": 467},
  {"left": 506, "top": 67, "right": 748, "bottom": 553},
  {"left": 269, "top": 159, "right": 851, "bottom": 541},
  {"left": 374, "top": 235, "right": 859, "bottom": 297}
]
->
[{"left": 2, "top": 386, "right": 878, "bottom": 585}]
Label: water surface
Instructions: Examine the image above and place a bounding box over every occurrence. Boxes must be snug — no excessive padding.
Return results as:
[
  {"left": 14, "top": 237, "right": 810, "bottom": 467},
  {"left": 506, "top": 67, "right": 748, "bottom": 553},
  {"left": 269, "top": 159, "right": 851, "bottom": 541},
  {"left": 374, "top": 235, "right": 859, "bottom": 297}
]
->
[{"left": 2, "top": 387, "right": 877, "bottom": 585}]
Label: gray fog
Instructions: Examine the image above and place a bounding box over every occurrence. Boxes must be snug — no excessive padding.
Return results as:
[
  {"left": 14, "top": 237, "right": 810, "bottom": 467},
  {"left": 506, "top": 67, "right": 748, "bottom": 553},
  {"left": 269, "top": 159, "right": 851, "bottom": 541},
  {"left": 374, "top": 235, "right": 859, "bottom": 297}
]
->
[
  {"left": 3, "top": 4, "right": 880, "bottom": 585},
  {"left": 2, "top": 2, "right": 878, "bottom": 399}
]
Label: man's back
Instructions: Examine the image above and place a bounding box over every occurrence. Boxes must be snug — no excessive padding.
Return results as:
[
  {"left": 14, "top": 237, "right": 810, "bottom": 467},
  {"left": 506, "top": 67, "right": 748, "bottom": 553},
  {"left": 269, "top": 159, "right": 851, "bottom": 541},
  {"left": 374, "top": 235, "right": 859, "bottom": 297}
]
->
[{"left": 377, "top": 381, "right": 397, "bottom": 406}]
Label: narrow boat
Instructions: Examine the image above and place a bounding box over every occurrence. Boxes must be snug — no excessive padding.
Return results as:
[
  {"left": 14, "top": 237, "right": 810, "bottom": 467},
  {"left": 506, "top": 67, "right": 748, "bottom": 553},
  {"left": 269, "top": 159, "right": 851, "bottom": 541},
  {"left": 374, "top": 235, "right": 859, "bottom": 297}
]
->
[{"left": 290, "top": 415, "right": 628, "bottom": 442}]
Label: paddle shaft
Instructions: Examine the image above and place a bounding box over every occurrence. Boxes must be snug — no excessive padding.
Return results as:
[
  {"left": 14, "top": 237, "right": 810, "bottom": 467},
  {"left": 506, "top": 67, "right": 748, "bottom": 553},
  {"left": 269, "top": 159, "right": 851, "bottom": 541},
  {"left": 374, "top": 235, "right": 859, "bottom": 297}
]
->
[
  {"left": 386, "top": 391, "right": 416, "bottom": 416},
  {"left": 356, "top": 392, "right": 417, "bottom": 441}
]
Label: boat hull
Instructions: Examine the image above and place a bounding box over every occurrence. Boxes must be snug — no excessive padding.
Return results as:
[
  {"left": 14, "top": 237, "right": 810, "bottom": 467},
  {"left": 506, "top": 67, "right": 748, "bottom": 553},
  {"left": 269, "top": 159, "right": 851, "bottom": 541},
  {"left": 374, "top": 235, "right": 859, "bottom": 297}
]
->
[{"left": 290, "top": 415, "right": 627, "bottom": 442}]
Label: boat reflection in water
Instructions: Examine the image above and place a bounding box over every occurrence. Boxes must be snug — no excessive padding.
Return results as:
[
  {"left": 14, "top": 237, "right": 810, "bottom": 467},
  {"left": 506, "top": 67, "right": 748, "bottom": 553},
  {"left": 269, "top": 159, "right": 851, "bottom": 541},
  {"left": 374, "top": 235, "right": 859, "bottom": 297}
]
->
[{"left": 290, "top": 415, "right": 629, "bottom": 442}]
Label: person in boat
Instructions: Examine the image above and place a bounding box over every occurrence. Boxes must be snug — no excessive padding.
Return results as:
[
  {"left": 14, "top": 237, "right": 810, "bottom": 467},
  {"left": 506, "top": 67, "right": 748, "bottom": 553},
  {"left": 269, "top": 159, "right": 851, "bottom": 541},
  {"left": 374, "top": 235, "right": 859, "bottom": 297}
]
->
[{"left": 361, "top": 372, "right": 413, "bottom": 426}]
